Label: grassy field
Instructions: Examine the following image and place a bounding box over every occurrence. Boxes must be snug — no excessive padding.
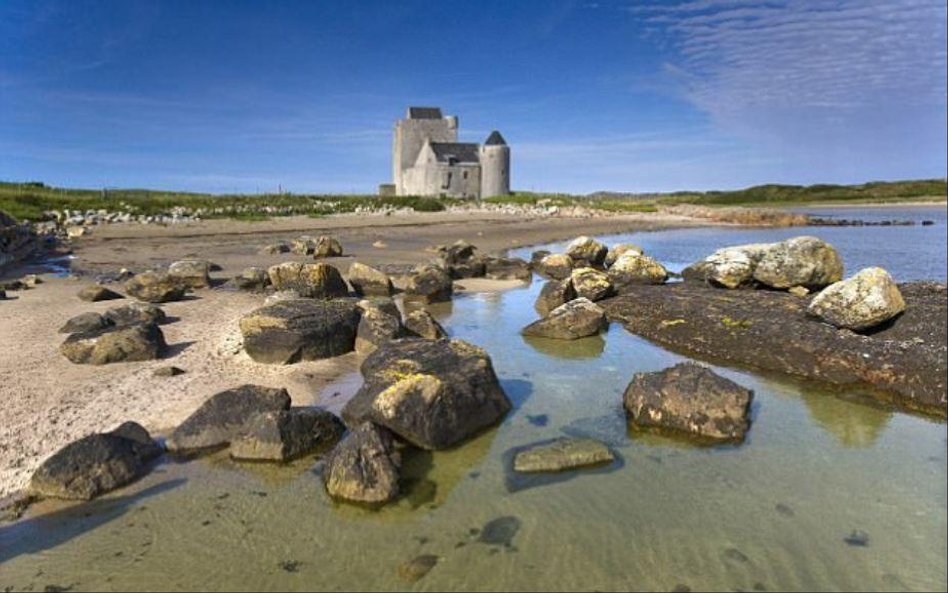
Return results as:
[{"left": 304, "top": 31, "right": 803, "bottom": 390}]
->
[{"left": 1, "top": 179, "right": 944, "bottom": 222}]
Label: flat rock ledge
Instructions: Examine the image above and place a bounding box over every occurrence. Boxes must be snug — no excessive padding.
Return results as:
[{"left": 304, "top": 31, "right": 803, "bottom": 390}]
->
[
  {"left": 513, "top": 438, "right": 614, "bottom": 473},
  {"left": 601, "top": 282, "right": 948, "bottom": 417}
]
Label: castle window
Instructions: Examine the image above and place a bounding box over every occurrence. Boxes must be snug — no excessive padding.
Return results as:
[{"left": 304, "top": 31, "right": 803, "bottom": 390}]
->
[{"left": 463, "top": 171, "right": 468, "bottom": 180}]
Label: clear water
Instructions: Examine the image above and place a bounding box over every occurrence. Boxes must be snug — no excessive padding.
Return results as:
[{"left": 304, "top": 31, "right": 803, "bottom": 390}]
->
[{"left": 1, "top": 208, "right": 945, "bottom": 592}]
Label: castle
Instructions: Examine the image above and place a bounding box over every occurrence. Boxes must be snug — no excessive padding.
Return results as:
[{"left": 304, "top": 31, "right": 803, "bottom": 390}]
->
[{"left": 383, "top": 107, "right": 510, "bottom": 200}]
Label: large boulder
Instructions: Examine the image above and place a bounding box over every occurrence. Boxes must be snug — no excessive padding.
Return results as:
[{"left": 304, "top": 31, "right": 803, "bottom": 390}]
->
[
  {"left": 355, "top": 307, "right": 405, "bottom": 354},
  {"left": 535, "top": 253, "right": 574, "bottom": 280},
  {"left": 403, "top": 309, "right": 447, "bottom": 339},
  {"left": 566, "top": 236, "right": 608, "bottom": 267},
  {"left": 808, "top": 267, "right": 906, "bottom": 331},
  {"left": 604, "top": 243, "right": 644, "bottom": 268},
  {"left": 753, "top": 236, "right": 844, "bottom": 290},
  {"left": 166, "top": 385, "right": 291, "bottom": 454},
  {"left": 404, "top": 265, "right": 453, "bottom": 303},
  {"left": 535, "top": 278, "right": 576, "bottom": 317},
  {"left": 77, "top": 285, "right": 124, "bottom": 302},
  {"left": 570, "top": 267, "right": 615, "bottom": 301},
  {"left": 682, "top": 244, "right": 771, "bottom": 289},
  {"left": 168, "top": 259, "right": 212, "bottom": 289},
  {"left": 522, "top": 297, "right": 607, "bottom": 340},
  {"left": 513, "top": 438, "right": 614, "bottom": 473},
  {"left": 608, "top": 253, "right": 668, "bottom": 287},
  {"left": 348, "top": 262, "right": 395, "bottom": 297},
  {"left": 623, "top": 363, "right": 753, "bottom": 442},
  {"left": 104, "top": 301, "right": 167, "bottom": 327},
  {"left": 230, "top": 408, "right": 345, "bottom": 462},
  {"left": 124, "top": 271, "right": 188, "bottom": 303},
  {"left": 60, "top": 323, "right": 166, "bottom": 364},
  {"left": 290, "top": 236, "right": 318, "bottom": 255},
  {"left": 267, "top": 262, "right": 349, "bottom": 299},
  {"left": 239, "top": 299, "right": 362, "bottom": 364},
  {"left": 59, "top": 311, "right": 114, "bottom": 334},
  {"left": 342, "top": 338, "right": 512, "bottom": 450},
  {"left": 323, "top": 422, "right": 401, "bottom": 504},
  {"left": 484, "top": 256, "right": 532, "bottom": 281},
  {"left": 313, "top": 235, "right": 343, "bottom": 258},
  {"left": 30, "top": 422, "right": 162, "bottom": 500}
]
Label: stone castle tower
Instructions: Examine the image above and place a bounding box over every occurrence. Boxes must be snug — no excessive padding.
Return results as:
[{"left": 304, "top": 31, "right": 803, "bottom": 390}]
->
[{"left": 385, "top": 107, "right": 510, "bottom": 199}]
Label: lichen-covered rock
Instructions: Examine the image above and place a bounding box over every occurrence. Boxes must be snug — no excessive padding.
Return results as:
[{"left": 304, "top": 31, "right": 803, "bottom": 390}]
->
[
  {"left": 261, "top": 242, "right": 290, "bottom": 255},
  {"left": 753, "top": 236, "right": 844, "bottom": 290},
  {"left": 535, "top": 253, "right": 574, "bottom": 280},
  {"left": 168, "top": 259, "right": 212, "bottom": 289},
  {"left": 30, "top": 422, "right": 162, "bottom": 500},
  {"left": 355, "top": 307, "right": 404, "bottom": 354},
  {"left": 124, "top": 271, "right": 188, "bottom": 303},
  {"left": 348, "top": 262, "right": 395, "bottom": 297},
  {"left": 403, "top": 309, "right": 447, "bottom": 339},
  {"left": 570, "top": 267, "right": 615, "bottom": 301},
  {"left": 535, "top": 278, "right": 576, "bottom": 317},
  {"left": 623, "top": 362, "right": 753, "bottom": 442},
  {"left": 522, "top": 297, "right": 607, "bottom": 340},
  {"left": 808, "top": 267, "right": 906, "bottom": 331},
  {"left": 323, "top": 422, "right": 401, "bottom": 504},
  {"left": 59, "top": 311, "right": 113, "bottom": 334},
  {"left": 404, "top": 264, "right": 453, "bottom": 303},
  {"left": 513, "top": 438, "right": 614, "bottom": 473},
  {"left": 230, "top": 408, "right": 344, "bottom": 462},
  {"left": 357, "top": 296, "right": 401, "bottom": 319},
  {"left": 60, "top": 323, "right": 166, "bottom": 364},
  {"left": 103, "top": 301, "right": 167, "bottom": 327},
  {"left": 608, "top": 253, "right": 668, "bottom": 287},
  {"left": 166, "top": 385, "right": 291, "bottom": 454},
  {"left": 566, "top": 236, "right": 608, "bottom": 266},
  {"left": 77, "top": 285, "right": 124, "bottom": 302},
  {"left": 484, "top": 256, "right": 532, "bottom": 281},
  {"left": 239, "top": 299, "right": 362, "bottom": 364},
  {"left": 313, "top": 235, "right": 343, "bottom": 258},
  {"left": 266, "top": 262, "right": 349, "bottom": 299},
  {"left": 233, "top": 267, "right": 270, "bottom": 292},
  {"left": 604, "top": 243, "right": 644, "bottom": 268},
  {"left": 342, "top": 338, "right": 512, "bottom": 450},
  {"left": 682, "top": 244, "right": 771, "bottom": 289},
  {"left": 290, "top": 236, "right": 318, "bottom": 255}
]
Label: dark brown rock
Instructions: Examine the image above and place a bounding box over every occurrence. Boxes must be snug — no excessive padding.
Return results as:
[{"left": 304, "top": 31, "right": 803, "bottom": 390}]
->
[
  {"left": 323, "top": 422, "right": 401, "bottom": 504},
  {"left": 239, "top": 299, "right": 362, "bottom": 364}
]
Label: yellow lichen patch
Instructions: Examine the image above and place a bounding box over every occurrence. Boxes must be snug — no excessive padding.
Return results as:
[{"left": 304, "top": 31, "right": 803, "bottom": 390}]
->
[
  {"left": 660, "top": 319, "right": 687, "bottom": 328},
  {"left": 374, "top": 374, "right": 443, "bottom": 419},
  {"left": 377, "top": 359, "right": 423, "bottom": 383},
  {"left": 238, "top": 314, "right": 289, "bottom": 334},
  {"left": 721, "top": 316, "right": 753, "bottom": 329}
]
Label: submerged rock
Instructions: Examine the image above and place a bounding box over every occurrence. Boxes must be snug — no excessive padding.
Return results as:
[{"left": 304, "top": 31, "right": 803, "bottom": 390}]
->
[
  {"left": 522, "top": 298, "right": 607, "bottom": 340},
  {"left": 566, "top": 236, "right": 608, "bottom": 267},
  {"left": 166, "top": 384, "right": 291, "bottom": 454},
  {"left": 239, "top": 299, "right": 362, "bottom": 364},
  {"left": 623, "top": 362, "right": 753, "bottom": 442},
  {"left": 77, "top": 285, "right": 124, "bottom": 302},
  {"left": 513, "top": 438, "right": 614, "bottom": 472},
  {"left": 535, "top": 278, "right": 576, "bottom": 317},
  {"left": 397, "top": 554, "right": 439, "bottom": 583},
  {"left": 323, "top": 422, "right": 401, "bottom": 504},
  {"left": 30, "top": 422, "right": 162, "bottom": 500},
  {"left": 403, "top": 309, "right": 447, "bottom": 339},
  {"left": 124, "top": 271, "right": 188, "bottom": 303},
  {"left": 808, "top": 267, "right": 906, "bottom": 331},
  {"left": 404, "top": 264, "right": 453, "bottom": 303},
  {"left": 231, "top": 408, "right": 344, "bottom": 462},
  {"left": 267, "top": 262, "right": 348, "bottom": 299},
  {"left": 168, "top": 259, "right": 212, "bottom": 289},
  {"left": 342, "top": 338, "right": 512, "bottom": 450},
  {"left": 348, "top": 262, "right": 395, "bottom": 297},
  {"left": 753, "top": 236, "right": 844, "bottom": 290},
  {"left": 60, "top": 323, "right": 166, "bottom": 364}
]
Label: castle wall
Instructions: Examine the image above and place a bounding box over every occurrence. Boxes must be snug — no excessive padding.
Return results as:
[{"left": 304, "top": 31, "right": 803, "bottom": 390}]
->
[
  {"left": 402, "top": 148, "right": 480, "bottom": 199},
  {"left": 479, "top": 144, "right": 510, "bottom": 198},
  {"left": 393, "top": 118, "right": 457, "bottom": 194}
]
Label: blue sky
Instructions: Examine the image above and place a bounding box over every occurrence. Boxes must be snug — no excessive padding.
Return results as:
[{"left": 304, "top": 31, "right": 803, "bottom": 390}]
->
[{"left": 1, "top": 0, "right": 945, "bottom": 194}]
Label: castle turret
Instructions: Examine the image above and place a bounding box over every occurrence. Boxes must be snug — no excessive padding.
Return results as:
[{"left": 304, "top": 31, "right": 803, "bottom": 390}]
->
[{"left": 479, "top": 131, "right": 510, "bottom": 199}]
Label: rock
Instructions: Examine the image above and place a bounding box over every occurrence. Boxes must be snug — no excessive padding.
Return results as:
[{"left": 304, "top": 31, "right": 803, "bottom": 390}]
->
[
  {"left": 753, "top": 236, "right": 844, "bottom": 290},
  {"left": 623, "top": 362, "right": 753, "bottom": 442},
  {"left": 444, "top": 256, "right": 488, "bottom": 279},
  {"left": 29, "top": 422, "right": 162, "bottom": 500},
  {"left": 290, "top": 236, "right": 318, "bottom": 255},
  {"left": 239, "top": 299, "right": 362, "bottom": 364},
  {"left": 21, "top": 274, "right": 41, "bottom": 287},
  {"left": 261, "top": 242, "right": 290, "bottom": 254},
  {"left": 348, "top": 262, "right": 395, "bottom": 297},
  {"left": 357, "top": 296, "right": 401, "bottom": 319},
  {"left": 535, "top": 278, "right": 576, "bottom": 317},
  {"left": 166, "top": 385, "right": 291, "bottom": 454},
  {"left": 530, "top": 250, "right": 551, "bottom": 268},
  {"left": 342, "top": 338, "right": 512, "bottom": 450},
  {"left": 788, "top": 286, "right": 810, "bottom": 297},
  {"left": 404, "top": 264, "right": 453, "bottom": 303},
  {"left": 604, "top": 243, "right": 644, "bottom": 268},
  {"left": 230, "top": 408, "right": 345, "bottom": 462},
  {"left": 513, "top": 438, "right": 614, "bottom": 472},
  {"left": 403, "top": 309, "right": 447, "bottom": 339},
  {"left": 77, "top": 284, "right": 124, "bottom": 302},
  {"left": 522, "top": 297, "right": 607, "bottom": 340},
  {"left": 168, "top": 259, "right": 212, "bottom": 289},
  {"left": 313, "top": 235, "right": 343, "bottom": 258},
  {"left": 59, "top": 312, "right": 114, "bottom": 334},
  {"left": 397, "top": 555, "right": 439, "bottom": 582},
  {"left": 323, "top": 422, "right": 401, "bottom": 504},
  {"left": 124, "top": 271, "right": 188, "bottom": 303},
  {"left": 264, "top": 289, "right": 302, "bottom": 304},
  {"left": 153, "top": 365, "right": 185, "bottom": 377},
  {"left": 355, "top": 307, "right": 404, "bottom": 354},
  {"left": 233, "top": 267, "right": 270, "bottom": 292},
  {"left": 566, "top": 236, "right": 608, "bottom": 266},
  {"left": 438, "top": 239, "right": 477, "bottom": 264},
  {"left": 484, "top": 256, "right": 532, "bottom": 281},
  {"left": 608, "top": 253, "right": 668, "bottom": 287},
  {"left": 808, "top": 267, "right": 906, "bottom": 331},
  {"left": 682, "top": 244, "right": 771, "bottom": 289},
  {"left": 66, "top": 225, "right": 88, "bottom": 239},
  {"left": 266, "top": 262, "right": 349, "bottom": 299},
  {"left": 103, "top": 302, "right": 167, "bottom": 326},
  {"left": 535, "top": 253, "right": 574, "bottom": 280},
  {"left": 570, "top": 267, "right": 615, "bottom": 301},
  {"left": 60, "top": 323, "right": 166, "bottom": 364}
]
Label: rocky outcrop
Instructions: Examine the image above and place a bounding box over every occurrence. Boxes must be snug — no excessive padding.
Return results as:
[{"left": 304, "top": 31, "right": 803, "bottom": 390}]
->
[
  {"left": 604, "top": 243, "right": 644, "bottom": 268},
  {"left": 168, "top": 259, "right": 212, "bottom": 289},
  {"left": 166, "top": 385, "right": 291, "bottom": 454},
  {"left": 355, "top": 307, "right": 404, "bottom": 354},
  {"left": 623, "top": 363, "right": 754, "bottom": 442},
  {"left": 566, "top": 236, "right": 608, "bottom": 267},
  {"left": 77, "top": 285, "right": 124, "bottom": 302},
  {"left": 239, "top": 299, "right": 362, "bottom": 364},
  {"left": 323, "top": 422, "right": 401, "bottom": 504},
  {"left": 484, "top": 257, "right": 532, "bottom": 281},
  {"left": 535, "top": 253, "right": 574, "bottom": 280},
  {"left": 808, "top": 267, "right": 906, "bottom": 331},
  {"left": 124, "top": 271, "right": 188, "bottom": 303},
  {"left": 570, "top": 267, "right": 615, "bottom": 302},
  {"left": 103, "top": 301, "right": 167, "bottom": 326},
  {"left": 342, "top": 338, "right": 512, "bottom": 450},
  {"left": 230, "top": 408, "right": 344, "bottom": 462},
  {"left": 535, "top": 278, "right": 576, "bottom": 317},
  {"left": 513, "top": 438, "right": 614, "bottom": 472},
  {"left": 348, "top": 262, "right": 395, "bottom": 297},
  {"left": 59, "top": 311, "right": 113, "bottom": 334},
  {"left": 29, "top": 422, "right": 162, "bottom": 500},
  {"left": 753, "top": 236, "right": 844, "bottom": 290},
  {"left": 522, "top": 298, "right": 607, "bottom": 340},
  {"left": 232, "top": 267, "right": 270, "bottom": 292},
  {"left": 607, "top": 253, "right": 668, "bottom": 287},
  {"left": 267, "top": 262, "right": 348, "bottom": 299},
  {"left": 404, "top": 264, "right": 453, "bottom": 303},
  {"left": 60, "top": 323, "right": 166, "bottom": 364},
  {"left": 403, "top": 309, "right": 447, "bottom": 339}
]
